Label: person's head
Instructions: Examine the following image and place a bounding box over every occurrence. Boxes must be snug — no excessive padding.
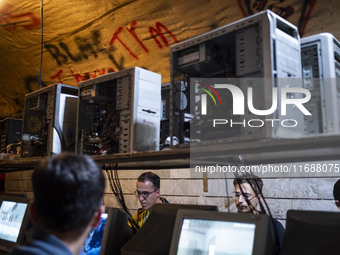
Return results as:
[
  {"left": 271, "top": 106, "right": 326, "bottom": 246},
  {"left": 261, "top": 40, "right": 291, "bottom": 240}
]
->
[
  {"left": 31, "top": 153, "right": 105, "bottom": 235},
  {"left": 333, "top": 179, "right": 340, "bottom": 209},
  {"left": 135, "top": 172, "right": 160, "bottom": 210},
  {"left": 233, "top": 174, "right": 263, "bottom": 214}
]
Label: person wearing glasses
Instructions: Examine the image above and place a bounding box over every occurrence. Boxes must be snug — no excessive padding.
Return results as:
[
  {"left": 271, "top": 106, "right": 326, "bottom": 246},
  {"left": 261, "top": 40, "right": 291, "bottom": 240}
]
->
[
  {"left": 233, "top": 173, "right": 284, "bottom": 249},
  {"left": 131, "top": 172, "right": 169, "bottom": 229},
  {"left": 233, "top": 174, "right": 263, "bottom": 214}
]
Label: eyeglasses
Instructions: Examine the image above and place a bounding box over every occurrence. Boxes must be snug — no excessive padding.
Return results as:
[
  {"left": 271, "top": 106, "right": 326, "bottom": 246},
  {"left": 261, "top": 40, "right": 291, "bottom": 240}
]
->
[
  {"left": 134, "top": 189, "right": 157, "bottom": 199},
  {"left": 234, "top": 192, "right": 256, "bottom": 201}
]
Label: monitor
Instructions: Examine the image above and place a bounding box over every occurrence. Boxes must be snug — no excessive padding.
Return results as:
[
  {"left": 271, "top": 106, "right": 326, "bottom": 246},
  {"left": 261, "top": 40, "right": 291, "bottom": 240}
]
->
[
  {"left": 121, "top": 203, "right": 218, "bottom": 255},
  {"left": 99, "top": 207, "right": 133, "bottom": 255},
  {"left": 280, "top": 210, "right": 340, "bottom": 255},
  {"left": 169, "top": 209, "right": 275, "bottom": 255},
  {"left": 0, "top": 194, "right": 30, "bottom": 253}
]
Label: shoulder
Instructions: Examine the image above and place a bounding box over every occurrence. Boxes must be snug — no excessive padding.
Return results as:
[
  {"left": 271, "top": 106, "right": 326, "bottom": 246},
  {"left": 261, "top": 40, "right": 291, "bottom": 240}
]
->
[
  {"left": 11, "top": 241, "right": 72, "bottom": 255},
  {"left": 273, "top": 219, "right": 285, "bottom": 232},
  {"left": 132, "top": 208, "right": 148, "bottom": 221},
  {"left": 131, "top": 208, "right": 149, "bottom": 228},
  {"left": 11, "top": 229, "right": 72, "bottom": 255},
  {"left": 11, "top": 247, "right": 42, "bottom": 255},
  {"left": 160, "top": 197, "right": 170, "bottom": 203},
  {"left": 136, "top": 208, "right": 148, "bottom": 216},
  {"left": 272, "top": 219, "right": 285, "bottom": 245}
]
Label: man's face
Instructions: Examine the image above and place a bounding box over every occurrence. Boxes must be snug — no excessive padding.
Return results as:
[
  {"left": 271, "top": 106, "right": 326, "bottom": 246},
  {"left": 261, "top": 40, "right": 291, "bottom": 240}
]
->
[
  {"left": 136, "top": 180, "right": 160, "bottom": 210},
  {"left": 234, "top": 183, "right": 260, "bottom": 214}
]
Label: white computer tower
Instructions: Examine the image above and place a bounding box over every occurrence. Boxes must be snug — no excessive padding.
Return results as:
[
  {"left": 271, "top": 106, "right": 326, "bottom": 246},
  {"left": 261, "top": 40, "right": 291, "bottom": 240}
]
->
[
  {"left": 76, "top": 67, "right": 161, "bottom": 155},
  {"left": 170, "top": 10, "right": 303, "bottom": 145},
  {"left": 301, "top": 33, "right": 340, "bottom": 135},
  {"left": 21, "top": 84, "right": 78, "bottom": 157}
]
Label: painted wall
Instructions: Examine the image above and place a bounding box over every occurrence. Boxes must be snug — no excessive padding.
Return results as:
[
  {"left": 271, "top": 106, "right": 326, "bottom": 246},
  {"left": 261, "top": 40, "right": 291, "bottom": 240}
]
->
[{"left": 1, "top": 0, "right": 337, "bottom": 117}]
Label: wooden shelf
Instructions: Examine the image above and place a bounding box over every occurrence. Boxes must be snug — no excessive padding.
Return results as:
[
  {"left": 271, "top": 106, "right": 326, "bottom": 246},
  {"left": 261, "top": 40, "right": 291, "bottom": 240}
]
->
[
  {"left": 0, "top": 148, "right": 190, "bottom": 172},
  {"left": 1, "top": 135, "right": 340, "bottom": 172}
]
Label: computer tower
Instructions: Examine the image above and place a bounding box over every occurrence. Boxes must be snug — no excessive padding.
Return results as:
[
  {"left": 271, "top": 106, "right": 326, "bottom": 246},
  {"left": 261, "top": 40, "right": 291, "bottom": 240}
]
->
[
  {"left": 21, "top": 84, "right": 78, "bottom": 157},
  {"left": 0, "top": 118, "right": 22, "bottom": 154},
  {"left": 76, "top": 67, "right": 161, "bottom": 155},
  {"left": 170, "top": 10, "right": 303, "bottom": 145},
  {"left": 301, "top": 33, "right": 340, "bottom": 134}
]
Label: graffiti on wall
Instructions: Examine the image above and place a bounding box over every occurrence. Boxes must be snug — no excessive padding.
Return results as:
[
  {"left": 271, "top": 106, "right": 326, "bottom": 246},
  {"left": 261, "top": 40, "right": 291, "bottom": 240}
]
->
[
  {"left": 39, "top": 20, "right": 178, "bottom": 86},
  {"left": 0, "top": 0, "right": 326, "bottom": 117},
  {"left": 0, "top": 3, "right": 40, "bottom": 31}
]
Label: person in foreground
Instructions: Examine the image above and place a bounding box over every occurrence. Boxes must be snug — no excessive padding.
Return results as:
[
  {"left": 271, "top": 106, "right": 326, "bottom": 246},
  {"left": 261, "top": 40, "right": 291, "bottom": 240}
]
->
[
  {"left": 131, "top": 172, "right": 169, "bottom": 229},
  {"left": 233, "top": 173, "right": 285, "bottom": 247},
  {"left": 11, "top": 153, "right": 105, "bottom": 255}
]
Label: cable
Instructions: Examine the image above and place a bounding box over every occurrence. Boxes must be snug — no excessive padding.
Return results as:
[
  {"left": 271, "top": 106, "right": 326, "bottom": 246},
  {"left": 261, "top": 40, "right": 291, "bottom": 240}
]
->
[
  {"left": 246, "top": 171, "right": 281, "bottom": 254},
  {"left": 102, "top": 164, "right": 140, "bottom": 232},
  {"left": 224, "top": 173, "right": 230, "bottom": 213},
  {"left": 232, "top": 156, "right": 281, "bottom": 254},
  {"left": 38, "top": 0, "right": 43, "bottom": 90}
]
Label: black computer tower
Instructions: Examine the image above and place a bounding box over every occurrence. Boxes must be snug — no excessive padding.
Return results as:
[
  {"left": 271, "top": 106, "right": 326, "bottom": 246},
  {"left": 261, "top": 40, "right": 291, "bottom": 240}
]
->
[{"left": 0, "top": 118, "right": 22, "bottom": 154}]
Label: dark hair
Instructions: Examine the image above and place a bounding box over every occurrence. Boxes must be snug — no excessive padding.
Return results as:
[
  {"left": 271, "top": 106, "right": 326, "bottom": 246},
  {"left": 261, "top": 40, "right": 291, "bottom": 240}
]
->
[
  {"left": 32, "top": 153, "right": 105, "bottom": 232},
  {"left": 137, "top": 172, "right": 160, "bottom": 189},
  {"left": 233, "top": 173, "right": 263, "bottom": 195},
  {"left": 333, "top": 179, "right": 340, "bottom": 200}
]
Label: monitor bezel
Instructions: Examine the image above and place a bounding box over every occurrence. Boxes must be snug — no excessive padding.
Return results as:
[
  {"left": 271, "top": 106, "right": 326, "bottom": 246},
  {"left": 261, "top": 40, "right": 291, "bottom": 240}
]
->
[
  {"left": 99, "top": 207, "right": 133, "bottom": 255},
  {"left": 169, "top": 209, "right": 271, "bottom": 255},
  {"left": 121, "top": 203, "right": 219, "bottom": 255},
  {"left": 99, "top": 207, "right": 114, "bottom": 255},
  {"left": 0, "top": 194, "right": 31, "bottom": 252},
  {"left": 149, "top": 203, "right": 219, "bottom": 214},
  {"left": 280, "top": 209, "right": 340, "bottom": 255}
]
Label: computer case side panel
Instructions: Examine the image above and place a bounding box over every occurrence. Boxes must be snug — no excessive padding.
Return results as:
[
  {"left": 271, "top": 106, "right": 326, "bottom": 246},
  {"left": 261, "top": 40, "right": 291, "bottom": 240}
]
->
[
  {"left": 76, "top": 67, "right": 161, "bottom": 155},
  {"left": 170, "top": 10, "right": 303, "bottom": 146},
  {"left": 301, "top": 33, "right": 340, "bottom": 134},
  {"left": 21, "top": 84, "right": 78, "bottom": 158}
]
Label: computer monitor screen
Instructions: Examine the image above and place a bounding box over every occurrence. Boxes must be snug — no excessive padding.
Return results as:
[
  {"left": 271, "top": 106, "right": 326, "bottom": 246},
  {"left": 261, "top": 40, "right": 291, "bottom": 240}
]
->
[
  {"left": 176, "top": 218, "right": 255, "bottom": 254},
  {"left": 280, "top": 210, "right": 340, "bottom": 255},
  {"left": 169, "top": 209, "right": 274, "bottom": 255},
  {"left": 0, "top": 194, "right": 30, "bottom": 252}
]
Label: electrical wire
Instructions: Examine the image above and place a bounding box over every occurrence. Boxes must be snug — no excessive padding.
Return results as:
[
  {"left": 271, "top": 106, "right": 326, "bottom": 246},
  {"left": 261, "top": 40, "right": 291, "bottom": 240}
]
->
[
  {"left": 102, "top": 164, "right": 140, "bottom": 232},
  {"left": 252, "top": 178, "right": 281, "bottom": 254},
  {"left": 38, "top": 0, "right": 43, "bottom": 90},
  {"left": 232, "top": 156, "right": 281, "bottom": 254}
]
